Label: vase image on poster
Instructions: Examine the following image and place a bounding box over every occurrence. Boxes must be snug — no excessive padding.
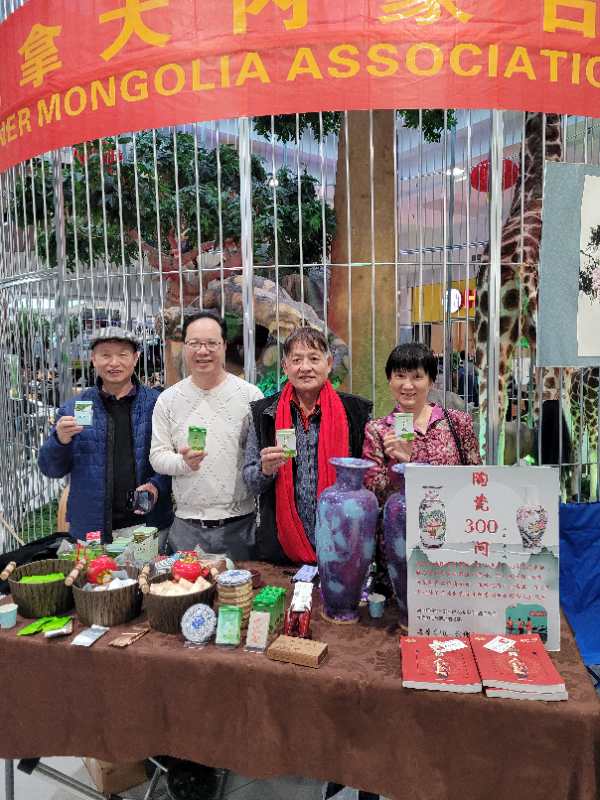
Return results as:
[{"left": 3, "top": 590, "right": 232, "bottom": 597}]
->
[
  {"left": 505, "top": 604, "right": 548, "bottom": 643},
  {"left": 577, "top": 174, "right": 600, "bottom": 356},
  {"left": 516, "top": 486, "right": 548, "bottom": 552},
  {"left": 418, "top": 487, "right": 446, "bottom": 549}
]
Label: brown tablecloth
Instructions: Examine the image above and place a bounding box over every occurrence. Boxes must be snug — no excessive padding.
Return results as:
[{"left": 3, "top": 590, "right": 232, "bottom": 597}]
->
[{"left": 1, "top": 562, "right": 599, "bottom": 800}]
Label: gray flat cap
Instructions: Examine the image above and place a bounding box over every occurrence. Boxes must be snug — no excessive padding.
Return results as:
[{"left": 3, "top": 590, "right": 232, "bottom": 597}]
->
[{"left": 90, "top": 327, "right": 139, "bottom": 351}]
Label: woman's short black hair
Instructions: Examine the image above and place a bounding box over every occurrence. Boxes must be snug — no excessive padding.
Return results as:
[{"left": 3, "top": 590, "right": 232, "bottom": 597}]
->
[
  {"left": 385, "top": 342, "right": 438, "bottom": 382},
  {"left": 182, "top": 310, "right": 227, "bottom": 342}
]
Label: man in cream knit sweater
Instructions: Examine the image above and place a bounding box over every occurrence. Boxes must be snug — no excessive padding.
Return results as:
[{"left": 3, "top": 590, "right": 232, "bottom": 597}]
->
[{"left": 150, "top": 311, "right": 263, "bottom": 557}]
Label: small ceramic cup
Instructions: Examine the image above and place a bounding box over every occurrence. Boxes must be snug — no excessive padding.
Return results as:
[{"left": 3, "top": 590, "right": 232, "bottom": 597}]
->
[
  {"left": 0, "top": 603, "right": 18, "bottom": 629},
  {"left": 367, "top": 593, "right": 386, "bottom": 619}
]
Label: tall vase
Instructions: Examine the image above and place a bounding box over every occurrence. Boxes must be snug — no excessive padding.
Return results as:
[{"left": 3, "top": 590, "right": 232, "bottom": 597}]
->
[
  {"left": 315, "top": 457, "right": 379, "bottom": 624},
  {"left": 516, "top": 485, "right": 548, "bottom": 552},
  {"left": 383, "top": 464, "right": 408, "bottom": 626},
  {"left": 418, "top": 486, "right": 446, "bottom": 549}
]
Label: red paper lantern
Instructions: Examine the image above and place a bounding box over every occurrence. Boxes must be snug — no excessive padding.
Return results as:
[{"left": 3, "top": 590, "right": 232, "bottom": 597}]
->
[{"left": 470, "top": 159, "right": 519, "bottom": 193}]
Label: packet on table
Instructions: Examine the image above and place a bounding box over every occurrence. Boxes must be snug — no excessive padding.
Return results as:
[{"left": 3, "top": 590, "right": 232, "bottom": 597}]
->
[
  {"left": 276, "top": 428, "right": 297, "bottom": 457},
  {"left": 394, "top": 412, "right": 414, "bottom": 442},
  {"left": 74, "top": 400, "right": 93, "bottom": 426},
  {"left": 71, "top": 625, "right": 109, "bottom": 647},
  {"left": 245, "top": 611, "right": 271, "bottom": 653},
  {"left": 215, "top": 605, "right": 243, "bottom": 647}
]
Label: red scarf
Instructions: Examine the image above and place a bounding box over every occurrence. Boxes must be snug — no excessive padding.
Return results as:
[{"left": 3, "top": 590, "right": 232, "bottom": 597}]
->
[{"left": 274, "top": 380, "right": 349, "bottom": 563}]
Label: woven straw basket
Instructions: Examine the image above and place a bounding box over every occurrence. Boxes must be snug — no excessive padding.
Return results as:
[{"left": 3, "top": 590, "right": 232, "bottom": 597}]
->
[
  {"left": 73, "top": 565, "right": 142, "bottom": 627},
  {"left": 145, "top": 574, "right": 216, "bottom": 634},
  {"left": 8, "top": 559, "right": 74, "bottom": 618}
]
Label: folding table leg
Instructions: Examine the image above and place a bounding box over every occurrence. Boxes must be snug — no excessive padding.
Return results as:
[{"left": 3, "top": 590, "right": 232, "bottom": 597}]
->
[{"left": 4, "top": 759, "right": 15, "bottom": 800}]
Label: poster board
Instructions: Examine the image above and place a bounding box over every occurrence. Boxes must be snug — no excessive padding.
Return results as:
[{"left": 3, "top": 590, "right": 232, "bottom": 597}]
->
[
  {"left": 405, "top": 465, "right": 560, "bottom": 650},
  {"left": 538, "top": 161, "right": 600, "bottom": 367}
]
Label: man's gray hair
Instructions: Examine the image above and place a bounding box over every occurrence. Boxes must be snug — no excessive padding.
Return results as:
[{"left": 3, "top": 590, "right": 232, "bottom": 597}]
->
[{"left": 282, "top": 326, "right": 330, "bottom": 358}]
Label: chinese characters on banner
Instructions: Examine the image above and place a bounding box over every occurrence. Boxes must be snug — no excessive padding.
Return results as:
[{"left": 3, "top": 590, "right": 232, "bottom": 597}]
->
[
  {"left": 405, "top": 465, "right": 560, "bottom": 650},
  {"left": 3, "top": 1, "right": 600, "bottom": 170}
]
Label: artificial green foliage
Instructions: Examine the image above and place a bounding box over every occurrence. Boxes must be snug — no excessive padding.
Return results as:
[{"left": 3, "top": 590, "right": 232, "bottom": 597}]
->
[
  {"left": 256, "top": 167, "right": 336, "bottom": 270},
  {"left": 254, "top": 110, "right": 456, "bottom": 145},
  {"left": 253, "top": 112, "right": 342, "bottom": 142},
  {"left": 398, "top": 109, "right": 458, "bottom": 143},
  {"left": 12, "top": 130, "right": 335, "bottom": 271},
  {"left": 19, "top": 499, "right": 58, "bottom": 543}
]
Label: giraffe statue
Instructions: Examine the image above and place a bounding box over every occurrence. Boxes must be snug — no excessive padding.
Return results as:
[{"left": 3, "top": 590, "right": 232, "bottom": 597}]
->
[
  {"left": 567, "top": 367, "right": 599, "bottom": 500},
  {"left": 474, "top": 112, "right": 562, "bottom": 461}
]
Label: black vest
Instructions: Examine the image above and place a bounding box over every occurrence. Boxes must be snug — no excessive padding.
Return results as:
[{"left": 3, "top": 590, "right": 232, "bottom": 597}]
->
[{"left": 250, "top": 390, "right": 373, "bottom": 564}]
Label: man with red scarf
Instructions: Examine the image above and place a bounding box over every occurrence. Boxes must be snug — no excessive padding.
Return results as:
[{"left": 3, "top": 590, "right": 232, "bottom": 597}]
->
[{"left": 243, "top": 327, "right": 372, "bottom": 564}]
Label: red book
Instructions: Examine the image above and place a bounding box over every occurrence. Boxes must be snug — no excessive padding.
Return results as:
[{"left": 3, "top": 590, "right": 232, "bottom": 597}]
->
[
  {"left": 469, "top": 634, "right": 567, "bottom": 696},
  {"left": 400, "top": 636, "right": 482, "bottom": 694},
  {"left": 485, "top": 687, "right": 568, "bottom": 701}
]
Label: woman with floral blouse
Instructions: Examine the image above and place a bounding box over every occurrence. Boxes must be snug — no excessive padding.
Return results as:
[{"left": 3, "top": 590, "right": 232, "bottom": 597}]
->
[{"left": 363, "top": 342, "right": 482, "bottom": 506}]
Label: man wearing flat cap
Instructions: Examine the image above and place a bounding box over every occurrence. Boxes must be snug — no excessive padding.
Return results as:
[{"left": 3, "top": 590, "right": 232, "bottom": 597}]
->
[{"left": 38, "top": 327, "right": 173, "bottom": 542}]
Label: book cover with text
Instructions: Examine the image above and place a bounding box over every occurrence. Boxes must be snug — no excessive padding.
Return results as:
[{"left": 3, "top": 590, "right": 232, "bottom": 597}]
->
[{"left": 400, "top": 636, "right": 482, "bottom": 693}]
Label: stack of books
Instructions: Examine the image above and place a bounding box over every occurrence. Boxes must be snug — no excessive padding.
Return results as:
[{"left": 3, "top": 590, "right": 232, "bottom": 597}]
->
[
  {"left": 400, "top": 633, "right": 567, "bottom": 701},
  {"left": 469, "top": 634, "right": 568, "bottom": 701}
]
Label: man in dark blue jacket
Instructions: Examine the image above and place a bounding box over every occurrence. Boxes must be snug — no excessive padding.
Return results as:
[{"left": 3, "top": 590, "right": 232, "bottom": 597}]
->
[{"left": 38, "top": 328, "right": 172, "bottom": 542}]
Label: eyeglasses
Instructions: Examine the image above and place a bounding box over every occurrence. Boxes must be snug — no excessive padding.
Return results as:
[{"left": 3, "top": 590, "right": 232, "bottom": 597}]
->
[{"left": 184, "top": 340, "right": 222, "bottom": 352}]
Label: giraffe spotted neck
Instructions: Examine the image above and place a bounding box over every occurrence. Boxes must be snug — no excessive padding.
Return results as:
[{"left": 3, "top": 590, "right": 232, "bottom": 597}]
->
[{"left": 474, "top": 112, "right": 562, "bottom": 458}]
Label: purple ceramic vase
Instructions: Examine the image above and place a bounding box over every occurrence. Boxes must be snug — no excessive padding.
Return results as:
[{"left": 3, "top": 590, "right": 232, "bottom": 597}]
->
[
  {"left": 315, "top": 457, "right": 379, "bottom": 624},
  {"left": 383, "top": 464, "right": 408, "bottom": 626}
]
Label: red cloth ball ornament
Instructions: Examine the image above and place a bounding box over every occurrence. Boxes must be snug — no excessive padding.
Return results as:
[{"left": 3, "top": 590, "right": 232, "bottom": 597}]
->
[
  {"left": 470, "top": 159, "right": 519, "bottom": 192},
  {"left": 87, "top": 555, "right": 118, "bottom": 585}
]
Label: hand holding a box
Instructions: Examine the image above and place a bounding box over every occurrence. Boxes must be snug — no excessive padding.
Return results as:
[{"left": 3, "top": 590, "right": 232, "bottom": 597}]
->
[
  {"left": 179, "top": 445, "right": 207, "bottom": 471},
  {"left": 56, "top": 415, "right": 84, "bottom": 445},
  {"left": 383, "top": 431, "right": 412, "bottom": 464},
  {"left": 260, "top": 445, "right": 288, "bottom": 476}
]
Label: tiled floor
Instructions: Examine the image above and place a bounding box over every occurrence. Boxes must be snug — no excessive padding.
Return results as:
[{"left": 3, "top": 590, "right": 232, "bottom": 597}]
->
[{"left": 1, "top": 757, "right": 349, "bottom": 800}]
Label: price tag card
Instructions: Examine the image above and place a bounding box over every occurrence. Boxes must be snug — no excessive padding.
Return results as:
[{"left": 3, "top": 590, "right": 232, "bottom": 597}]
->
[
  {"left": 428, "top": 638, "right": 468, "bottom": 654},
  {"left": 483, "top": 635, "right": 517, "bottom": 654},
  {"left": 292, "top": 565, "right": 318, "bottom": 583}
]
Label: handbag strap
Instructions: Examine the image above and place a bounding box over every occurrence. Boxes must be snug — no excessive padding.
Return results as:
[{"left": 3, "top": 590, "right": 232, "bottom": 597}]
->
[{"left": 442, "top": 407, "right": 467, "bottom": 466}]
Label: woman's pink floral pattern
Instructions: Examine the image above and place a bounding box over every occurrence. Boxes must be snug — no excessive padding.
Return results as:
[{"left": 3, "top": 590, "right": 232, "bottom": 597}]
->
[{"left": 362, "top": 403, "right": 482, "bottom": 505}]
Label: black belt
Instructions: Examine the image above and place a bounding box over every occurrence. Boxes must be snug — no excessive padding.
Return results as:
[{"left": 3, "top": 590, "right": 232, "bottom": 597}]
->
[{"left": 197, "top": 512, "right": 253, "bottom": 529}]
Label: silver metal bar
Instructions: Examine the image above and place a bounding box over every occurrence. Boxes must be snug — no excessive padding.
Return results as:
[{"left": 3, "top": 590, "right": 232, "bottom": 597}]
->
[
  {"left": 132, "top": 132, "right": 148, "bottom": 381},
  {"left": 318, "top": 112, "right": 328, "bottom": 336},
  {"left": 98, "top": 139, "right": 112, "bottom": 321},
  {"left": 393, "top": 110, "right": 400, "bottom": 344},
  {"left": 238, "top": 117, "right": 256, "bottom": 384},
  {"left": 515, "top": 112, "right": 526, "bottom": 463},
  {"left": 51, "top": 151, "right": 72, "bottom": 404},
  {"left": 270, "top": 115, "right": 281, "bottom": 390},
  {"left": 214, "top": 121, "right": 226, "bottom": 316},
  {"left": 486, "top": 110, "right": 505, "bottom": 465},
  {"left": 28, "top": 761, "right": 132, "bottom": 800},
  {"left": 114, "top": 133, "right": 131, "bottom": 327},
  {"left": 193, "top": 121, "right": 204, "bottom": 310},
  {"left": 152, "top": 130, "right": 168, "bottom": 367},
  {"left": 418, "top": 110, "right": 425, "bottom": 342},
  {"left": 369, "top": 110, "right": 376, "bottom": 405},
  {"left": 441, "top": 110, "right": 449, "bottom": 404},
  {"left": 537, "top": 115, "right": 547, "bottom": 470},
  {"left": 172, "top": 127, "right": 185, "bottom": 328},
  {"left": 82, "top": 142, "right": 97, "bottom": 337},
  {"left": 4, "top": 759, "right": 14, "bottom": 800},
  {"left": 464, "top": 111, "right": 472, "bottom": 414},
  {"left": 295, "top": 114, "right": 305, "bottom": 318},
  {"left": 344, "top": 111, "right": 353, "bottom": 391}
]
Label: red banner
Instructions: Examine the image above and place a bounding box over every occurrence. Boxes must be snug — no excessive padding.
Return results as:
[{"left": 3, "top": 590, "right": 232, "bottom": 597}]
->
[{"left": 1, "top": 0, "right": 600, "bottom": 171}]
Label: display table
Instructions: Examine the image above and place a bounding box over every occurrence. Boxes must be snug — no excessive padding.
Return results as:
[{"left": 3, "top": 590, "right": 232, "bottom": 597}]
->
[{"left": 1, "top": 562, "right": 599, "bottom": 800}]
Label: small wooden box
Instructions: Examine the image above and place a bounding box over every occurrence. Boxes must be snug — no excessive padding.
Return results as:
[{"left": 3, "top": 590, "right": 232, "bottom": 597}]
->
[
  {"left": 267, "top": 634, "right": 328, "bottom": 668},
  {"left": 83, "top": 758, "right": 147, "bottom": 795}
]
